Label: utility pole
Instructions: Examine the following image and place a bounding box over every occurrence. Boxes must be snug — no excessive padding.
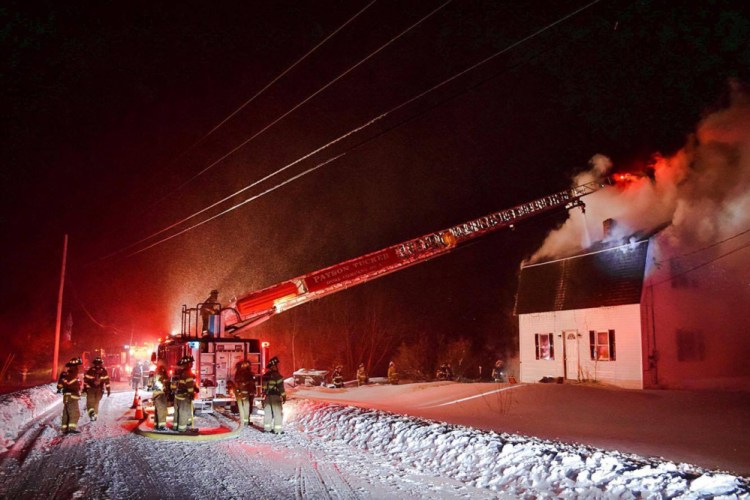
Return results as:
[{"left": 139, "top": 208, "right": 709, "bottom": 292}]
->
[{"left": 52, "top": 234, "right": 68, "bottom": 380}]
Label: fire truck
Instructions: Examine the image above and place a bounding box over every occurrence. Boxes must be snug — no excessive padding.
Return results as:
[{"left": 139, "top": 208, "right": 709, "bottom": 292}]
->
[
  {"left": 155, "top": 318, "right": 267, "bottom": 413},
  {"left": 157, "top": 174, "right": 623, "bottom": 413},
  {"left": 81, "top": 348, "right": 128, "bottom": 381}
]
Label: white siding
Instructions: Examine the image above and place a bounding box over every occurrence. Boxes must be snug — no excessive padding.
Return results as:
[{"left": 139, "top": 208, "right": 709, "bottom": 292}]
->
[{"left": 519, "top": 304, "right": 644, "bottom": 389}]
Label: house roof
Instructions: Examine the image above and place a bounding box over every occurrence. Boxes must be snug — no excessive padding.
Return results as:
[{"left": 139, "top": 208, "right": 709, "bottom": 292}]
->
[{"left": 514, "top": 238, "right": 649, "bottom": 314}]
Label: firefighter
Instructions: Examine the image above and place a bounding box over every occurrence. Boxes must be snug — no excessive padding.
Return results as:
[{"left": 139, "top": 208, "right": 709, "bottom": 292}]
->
[
  {"left": 172, "top": 355, "right": 198, "bottom": 432},
  {"left": 261, "top": 356, "right": 285, "bottom": 434},
  {"left": 151, "top": 360, "right": 169, "bottom": 430},
  {"left": 83, "top": 356, "right": 111, "bottom": 422},
  {"left": 332, "top": 365, "right": 344, "bottom": 388},
  {"left": 200, "top": 289, "right": 220, "bottom": 335},
  {"left": 60, "top": 357, "right": 83, "bottom": 434},
  {"left": 131, "top": 362, "right": 143, "bottom": 391},
  {"left": 491, "top": 359, "right": 506, "bottom": 383},
  {"left": 356, "top": 363, "right": 368, "bottom": 386},
  {"left": 234, "top": 359, "right": 256, "bottom": 426},
  {"left": 387, "top": 361, "right": 399, "bottom": 385}
]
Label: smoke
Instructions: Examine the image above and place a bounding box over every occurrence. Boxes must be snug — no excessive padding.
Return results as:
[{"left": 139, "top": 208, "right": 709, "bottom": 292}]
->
[{"left": 528, "top": 81, "right": 750, "bottom": 263}]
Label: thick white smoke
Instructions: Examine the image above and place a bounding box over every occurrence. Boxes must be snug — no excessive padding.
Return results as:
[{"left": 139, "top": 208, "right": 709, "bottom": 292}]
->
[{"left": 528, "top": 81, "right": 750, "bottom": 263}]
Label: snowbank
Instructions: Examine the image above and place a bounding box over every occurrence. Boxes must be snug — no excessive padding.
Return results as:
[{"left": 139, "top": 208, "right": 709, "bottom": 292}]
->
[
  {"left": 0, "top": 383, "right": 60, "bottom": 453},
  {"left": 286, "top": 400, "right": 750, "bottom": 498}
]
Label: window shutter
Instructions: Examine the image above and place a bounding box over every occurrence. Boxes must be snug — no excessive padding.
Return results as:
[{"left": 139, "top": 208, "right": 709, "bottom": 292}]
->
[
  {"left": 549, "top": 333, "right": 554, "bottom": 359},
  {"left": 609, "top": 330, "right": 616, "bottom": 361},
  {"left": 589, "top": 330, "right": 595, "bottom": 360},
  {"left": 534, "top": 334, "right": 540, "bottom": 360}
]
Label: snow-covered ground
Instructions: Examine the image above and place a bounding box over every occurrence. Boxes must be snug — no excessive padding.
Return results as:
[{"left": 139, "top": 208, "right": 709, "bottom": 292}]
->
[
  {"left": 1, "top": 381, "right": 748, "bottom": 498},
  {"left": 291, "top": 381, "right": 750, "bottom": 476}
]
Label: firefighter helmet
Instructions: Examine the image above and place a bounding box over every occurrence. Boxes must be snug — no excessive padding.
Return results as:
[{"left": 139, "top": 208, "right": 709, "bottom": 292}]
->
[
  {"left": 93, "top": 357, "right": 103, "bottom": 365},
  {"left": 178, "top": 355, "right": 194, "bottom": 366},
  {"left": 266, "top": 356, "right": 279, "bottom": 368},
  {"left": 69, "top": 357, "right": 83, "bottom": 366}
]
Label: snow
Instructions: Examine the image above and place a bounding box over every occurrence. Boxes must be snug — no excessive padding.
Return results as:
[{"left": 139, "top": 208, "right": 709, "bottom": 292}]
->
[
  {"left": 0, "top": 383, "right": 58, "bottom": 453},
  {"left": 1, "top": 381, "right": 749, "bottom": 498}
]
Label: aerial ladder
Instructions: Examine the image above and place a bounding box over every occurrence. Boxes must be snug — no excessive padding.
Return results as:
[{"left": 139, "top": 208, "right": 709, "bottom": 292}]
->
[{"left": 220, "top": 174, "right": 626, "bottom": 334}]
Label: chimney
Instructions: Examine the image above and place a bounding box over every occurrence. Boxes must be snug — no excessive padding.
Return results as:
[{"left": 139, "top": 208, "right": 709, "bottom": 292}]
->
[{"left": 603, "top": 218, "right": 617, "bottom": 239}]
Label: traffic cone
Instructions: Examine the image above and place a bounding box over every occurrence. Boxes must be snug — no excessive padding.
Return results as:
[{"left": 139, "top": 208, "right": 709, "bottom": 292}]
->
[
  {"left": 131, "top": 388, "right": 139, "bottom": 409},
  {"left": 134, "top": 396, "right": 144, "bottom": 420}
]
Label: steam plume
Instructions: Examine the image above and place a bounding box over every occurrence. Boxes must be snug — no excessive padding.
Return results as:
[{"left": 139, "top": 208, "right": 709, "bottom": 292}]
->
[{"left": 529, "top": 81, "right": 750, "bottom": 263}]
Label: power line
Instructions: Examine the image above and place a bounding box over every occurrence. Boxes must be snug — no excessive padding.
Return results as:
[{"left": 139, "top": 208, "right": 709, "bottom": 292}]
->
[
  {"left": 147, "top": 0, "right": 379, "bottom": 209},
  {"left": 94, "top": 1, "right": 452, "bottom": 263},
  {"left": 655, "top": 226, "right": 750, "bottom": 266},
  {"left": 651, "top": 236, "right": 750, "bottom": 288},
  {"left": 93, "top": 114, "right": 383, "bottom": 263},
  {"left": 126, "top": 153, "right": 347, "bottom": 258},
  {"left": 151, "top": 0, "right": 452, "bottom": 208},
  {"left": 98, "top": 0, "right": 603, "bottom": 261}
]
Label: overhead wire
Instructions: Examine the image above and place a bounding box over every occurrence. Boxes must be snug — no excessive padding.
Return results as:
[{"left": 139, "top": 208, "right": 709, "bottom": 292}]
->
[
  {"left": 127, "top": 153, "right": 348, "bottom": 257},
  {"left": 98, "top": 0, "right": 604, "bottom": 261},
  {"left": 94, "top": 113, "right": 386, "bottom": 263},
  {"left": 654, "top": 226, "right": 750, "bottom": 265},
  {"left": 147, "top": 0, "right": 379, "bottom": 209},
  {"left": 152, "top": 0, "right": 453, "bottom": 205},
  {"left": 650, "top": 227, "right": 750, "bottom": 287},
  {"left": 66, "top": 275, "right": 125, "bottom": 335},
  {"left": 94, "top": 1, "right": 453, "bottom": 263}
]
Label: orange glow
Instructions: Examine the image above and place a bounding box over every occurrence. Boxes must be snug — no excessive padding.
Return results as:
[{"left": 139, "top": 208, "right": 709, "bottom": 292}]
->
[{"left": 649, "top": 153, "right": 667, "bottom": 171}]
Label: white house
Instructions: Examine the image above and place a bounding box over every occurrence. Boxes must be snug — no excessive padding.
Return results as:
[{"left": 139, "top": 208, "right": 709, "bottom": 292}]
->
[{"left": 514, "top": 227, "right": 750, "bottom": 390}]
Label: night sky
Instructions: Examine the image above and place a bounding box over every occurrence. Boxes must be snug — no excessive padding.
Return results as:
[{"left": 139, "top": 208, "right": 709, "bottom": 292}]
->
[{"left": 2, "top": 1, "right": 749, "bottom": 373}]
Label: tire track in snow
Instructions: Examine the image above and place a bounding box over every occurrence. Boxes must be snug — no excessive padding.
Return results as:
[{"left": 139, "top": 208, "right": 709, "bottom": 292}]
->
[
  {"left": 0, "top": 420, "right": 90, "bottom": 499},
  {"left": 301, "top": 449, "right": 358, "bottom": 500}
]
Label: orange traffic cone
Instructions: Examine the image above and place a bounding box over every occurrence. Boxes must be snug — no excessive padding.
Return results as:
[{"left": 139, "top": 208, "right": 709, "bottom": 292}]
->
[
  {"left": 131, "top": 388, "right": 139, "bottom": 409},
  {"left": 134, "top": 396, "right": 144, "bottom": 420}
]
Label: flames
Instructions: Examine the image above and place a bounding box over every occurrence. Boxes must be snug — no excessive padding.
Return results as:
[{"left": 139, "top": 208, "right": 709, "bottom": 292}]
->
[{"left": 528, "top": 82, "right": 750, "bottom": 264}]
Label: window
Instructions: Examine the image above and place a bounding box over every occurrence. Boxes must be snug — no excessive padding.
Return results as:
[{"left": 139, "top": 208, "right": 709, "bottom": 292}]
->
[
  {"left": 589, "top": 330, "right": 616, "bottom": 361},
  {"left": 534, "top": 333, "right": 554, "bottom": 360},
  {"left": 676, "top": 329, "right": 705, "bottom": 361}
]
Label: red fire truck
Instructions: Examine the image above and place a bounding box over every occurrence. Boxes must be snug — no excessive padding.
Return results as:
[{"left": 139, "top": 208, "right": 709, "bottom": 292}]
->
[{"left": 156, "top": 174, "right": 623, "bottom": 415}]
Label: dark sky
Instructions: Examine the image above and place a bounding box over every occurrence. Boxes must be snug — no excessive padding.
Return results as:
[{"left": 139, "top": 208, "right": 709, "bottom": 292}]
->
[{"left": 1, "top": 1, "right": 749, "bottom": 367}]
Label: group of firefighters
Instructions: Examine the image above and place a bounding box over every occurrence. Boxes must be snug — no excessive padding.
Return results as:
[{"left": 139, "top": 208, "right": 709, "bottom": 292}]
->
[
  {"left": 56, "top": 352, "right": 508, "bottom": 435},
  {"left": 329, "top": 361, "right": 400, "bottom": 388},
  {"left": 56, "top": 356, "right": 111, "bottom": 434},
  {"left": 55, "top": 352, "right": 288, "bottom": 435},
  {"left": 331, "top": 358, "right": 506, "bottom": 386}
]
